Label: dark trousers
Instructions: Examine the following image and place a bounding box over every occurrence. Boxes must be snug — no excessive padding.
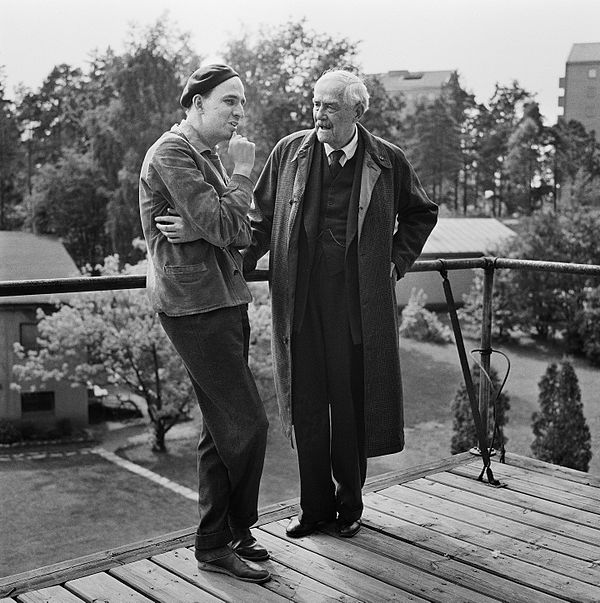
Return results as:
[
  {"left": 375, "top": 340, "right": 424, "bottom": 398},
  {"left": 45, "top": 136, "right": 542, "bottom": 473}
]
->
[
  {"left": 159, "top": 306, "right": 268, "bottom": 560},
  {"left": 292, "top": 247, "right": 366, "bottom": 524}
]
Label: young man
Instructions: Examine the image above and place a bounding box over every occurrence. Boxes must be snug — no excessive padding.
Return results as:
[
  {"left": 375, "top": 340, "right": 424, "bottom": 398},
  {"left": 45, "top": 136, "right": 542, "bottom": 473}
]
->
[
  {"left": 139, "top": 64, "right": 270, "bottom": 583},
  {"left": 242, "top": 69, "right": 438, "bottom": 539}
]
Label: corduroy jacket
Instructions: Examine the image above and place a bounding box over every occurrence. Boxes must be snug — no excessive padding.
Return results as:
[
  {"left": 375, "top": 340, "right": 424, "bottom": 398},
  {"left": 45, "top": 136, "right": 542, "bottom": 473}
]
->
[{"left": 139, "top": 121, "right": 253, "bottom": 316}]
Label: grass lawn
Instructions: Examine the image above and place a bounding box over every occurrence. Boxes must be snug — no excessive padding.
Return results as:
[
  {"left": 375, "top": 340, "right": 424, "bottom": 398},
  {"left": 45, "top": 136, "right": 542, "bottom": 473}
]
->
[
  {"left": 2, "top": 331, "right": 598, "bottom": 578},
  {"left": 0, "top": 453, "right": 198, "bottom": 577}
]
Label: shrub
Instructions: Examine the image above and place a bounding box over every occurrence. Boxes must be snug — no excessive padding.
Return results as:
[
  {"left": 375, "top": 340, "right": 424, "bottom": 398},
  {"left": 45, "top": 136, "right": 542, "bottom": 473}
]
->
[
  {"left": 458, "top": 269, "right": 522, "bottom": 341},
  {"left": 399, "top": 288, "right": 452, "bottom": 343},
  {"left": 566, "top": 285, "right": 600, "bottom": 365},
  {"left": 56, "top": 418, "right": 73, "bottom": 437},
  {"left": 531, "top": 360, "right": 592, "bottom": 471},
  {"left": 450, "top": 364, "right": 510, "bottom": 454},
  {"left": 0, "top": 419, "right": 21, "bottom": 444}
]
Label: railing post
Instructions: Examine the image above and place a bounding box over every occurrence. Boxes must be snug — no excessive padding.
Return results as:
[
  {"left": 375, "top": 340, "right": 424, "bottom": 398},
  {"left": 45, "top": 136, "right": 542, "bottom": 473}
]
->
[{"left": 479, "top": 259, "right": 495, "bottom": 441}]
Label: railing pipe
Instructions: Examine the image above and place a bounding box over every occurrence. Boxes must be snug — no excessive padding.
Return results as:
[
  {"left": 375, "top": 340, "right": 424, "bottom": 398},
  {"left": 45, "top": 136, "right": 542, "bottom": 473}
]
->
[{"left": 478, "top": 260, "right": 495, "bottom": 439}]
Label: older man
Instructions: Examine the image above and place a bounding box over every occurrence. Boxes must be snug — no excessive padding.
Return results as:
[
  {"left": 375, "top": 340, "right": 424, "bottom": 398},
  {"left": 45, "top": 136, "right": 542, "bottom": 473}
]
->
[
  {"left": 242, "top": 69, "right": 438, "bottom": 539},
  {"left": 139, "top": 64, "right": 270, "bottom": 583}
]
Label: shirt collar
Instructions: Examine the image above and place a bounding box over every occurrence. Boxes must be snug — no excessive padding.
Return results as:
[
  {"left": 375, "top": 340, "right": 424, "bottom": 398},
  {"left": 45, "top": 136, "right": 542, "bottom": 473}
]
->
[
  {"left": 176, "top": 119, "right": 212, "bottom": 155},
  {"left": 324, "top": 126, "right": 358, "bottom": 166}
]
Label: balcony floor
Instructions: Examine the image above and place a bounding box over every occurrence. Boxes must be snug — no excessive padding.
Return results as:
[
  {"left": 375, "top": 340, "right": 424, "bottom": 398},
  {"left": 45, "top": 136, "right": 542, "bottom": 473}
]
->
[{"left": 1, "top": 452, "right": 599, "bottom": 602}]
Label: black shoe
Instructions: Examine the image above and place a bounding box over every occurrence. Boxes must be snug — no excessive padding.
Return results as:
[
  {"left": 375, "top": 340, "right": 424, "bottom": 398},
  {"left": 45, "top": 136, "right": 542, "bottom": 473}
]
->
[
  {"left": 286, "top": 515, "right": 321, "bottom": 538},
  {"left": 197, "top": 552, "right": 271, "bottom": 583},
  {"left": 231, "top": 535, "right": 269, "bottom": 561},
  {"left": 337, "top": 518, "right": 361, "bottom": 538}
]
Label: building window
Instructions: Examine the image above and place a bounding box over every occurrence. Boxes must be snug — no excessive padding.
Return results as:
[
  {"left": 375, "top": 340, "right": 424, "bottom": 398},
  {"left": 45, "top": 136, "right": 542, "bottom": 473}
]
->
[
  {"left": 585, "top": 105, "right": 596, "bottom": 118},
  {"left": 21, "top": 391, "right": 55, "bottom": 413},
  {"left": 586, "top": 86, "right": 597, "bottom": 98},
  {"left": 20, "top": 323, "right": 39, "bottom": 351},
  {"left": 589, "top": 68, "right": 597, "bottom": 78}
]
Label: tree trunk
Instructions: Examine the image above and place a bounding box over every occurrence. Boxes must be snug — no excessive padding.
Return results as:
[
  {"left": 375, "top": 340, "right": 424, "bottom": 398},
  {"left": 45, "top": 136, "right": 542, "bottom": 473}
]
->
[{"left": 151, "top": 421, "right": 168, "bottom": 453}]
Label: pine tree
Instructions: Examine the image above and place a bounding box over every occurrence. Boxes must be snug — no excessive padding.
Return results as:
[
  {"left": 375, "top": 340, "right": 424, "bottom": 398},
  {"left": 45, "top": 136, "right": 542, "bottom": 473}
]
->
[
  {"left": 451, "top": 364, "right": 510, "bottom": 454},
  {"left": 531, "top": 360, "right": 592, "bottom": 471}
]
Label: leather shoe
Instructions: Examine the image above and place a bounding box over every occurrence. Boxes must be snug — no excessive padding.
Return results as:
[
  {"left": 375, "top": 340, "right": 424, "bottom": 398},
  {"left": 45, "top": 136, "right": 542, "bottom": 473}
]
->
[
  {"left": 337, "top": 519, "right": 361, "bottom": 538},
  {"left": 286, "top": 515, "right": 323, "bottom": 538},
  {"left": 231, "top": 535, "right": 269, "bottom": 561},
  {"left": 197, "top": 552, "right": 271, "bottom": 583}
]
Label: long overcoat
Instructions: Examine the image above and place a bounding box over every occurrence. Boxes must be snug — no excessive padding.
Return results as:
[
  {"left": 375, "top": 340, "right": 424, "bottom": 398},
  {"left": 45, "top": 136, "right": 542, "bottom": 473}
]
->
[{"left": 244, "top": 124, "right": 438, "bottom": 457}]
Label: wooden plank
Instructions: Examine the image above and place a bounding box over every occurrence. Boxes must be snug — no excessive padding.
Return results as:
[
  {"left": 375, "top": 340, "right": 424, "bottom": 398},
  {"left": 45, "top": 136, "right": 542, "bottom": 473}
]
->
[
  {"left": 410, "top": 475, "right": 600, "bottom": 554},
  {"left": 257, "top": 527, "right": 429, "bottom": 602},
  {"left": 155, "top": 546, "right": 360, "bottom": 603},
  {"left": 504, "top": 453, "right": 600, "bottom": 488},
  {"left": 368, "top": 489, "right": 600, "bottom": 587},
  {"left": 0, "top": 599, "right": 17, "bottom": 603},
  {"left": 152, "top": 547, "right": 286, "bottom": 603},
  {"left": 362, "top": 495, "right": 600, "bottom": 602},
  {"left": 260, "top": 521, "right": 495, "bottom": 603},
  {"left": 479, "top": 462, "right": 600, "bottom": 503},
  {"left": 0, "top": 528, "right": 196, "bottom": 598},
  {"left": 15, "top": 585, "right": 83, "bottom": 602},
  {"left": 315, "top": 516, "right": 565, "bottom": 603},
  {"left": 396, "top": 480, "right": 600, "bottom": 561},
  {"left": 425, "top": 471, "right": 600, "bottom": 547},
  {"left": 428, "top": 467, "right": 598, "bottom": 530},
  {"left": 109, "top": 559, "right": 221, "bottom": 602},
  {"left": 254, "top": 454, "right": 472, "bottom": 527},
  {"left": 65, "top": 572, "right": 153, "bottom": 602},
  {"left": 453, "top": 463, "right": 600, "bottom": 516},
  {"left": 363, "top": 452, "right": 474, "bottom": 492}
]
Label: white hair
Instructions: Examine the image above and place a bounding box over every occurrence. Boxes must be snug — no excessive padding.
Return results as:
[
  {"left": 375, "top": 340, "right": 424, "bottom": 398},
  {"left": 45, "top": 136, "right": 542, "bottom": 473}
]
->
[{"left": 316, "top": 70, "right": 370, "bottom": 114}]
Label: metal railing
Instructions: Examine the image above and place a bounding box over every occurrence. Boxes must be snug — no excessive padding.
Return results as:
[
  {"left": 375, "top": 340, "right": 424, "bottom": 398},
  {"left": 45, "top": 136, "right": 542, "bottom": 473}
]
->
[{"left": 3, "top": 256, "right": 600, "bottom": 438}]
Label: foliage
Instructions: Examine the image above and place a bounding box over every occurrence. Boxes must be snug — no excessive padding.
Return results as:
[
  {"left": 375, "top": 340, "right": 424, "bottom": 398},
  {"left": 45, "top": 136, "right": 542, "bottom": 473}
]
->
[
  {"left": 460, "top": 207, "right": 600, "bottom": 343},
  {"left": 399, "top": 289, "right": 452, "bottom": 343},
  {"left": 450, "top": 364, "right": 510, "bottom": 454},
  {"left": 404, "top": 91, "right": 463, "bottom": 206},
  {"left": 551, "top": 119, "right": 600, "bottom": 201},
  {"left": 29, "top": 149, "right": 110, "bottom": 267},
  {"left": 531, "top": 360, "right": 592, "bottom": 471},
  {"left": 12, "top": 256, "right": 194, "bottom": 452},
  {"left": 0, "top": 74, "right": 24, "bottom": 229},
  {"left": 0, "top": 418, "right": 21, "bottom": 444},
  {"left": 458, "top": 262, "right": 522, "bottom": 342},
  {"left": 508, "top": 208, "right": 600, "bottom": 339},
  {"left": 504, "top": 103, "right": 547, "bottom": 215},
  {"left": 567, "top": 285, "right": 600, "bottom": 366},
  {"left": 225, "top": 19, "right": 401, "bottom": 173},
  {"left": 9, "top": 19, "right": 200, "bottom": 267},
  {"left": 473, "top": 82, "right": 538, "bottom": 216},
  {"left": 225, "top": 19, "right": 357, "bottom": 170}
]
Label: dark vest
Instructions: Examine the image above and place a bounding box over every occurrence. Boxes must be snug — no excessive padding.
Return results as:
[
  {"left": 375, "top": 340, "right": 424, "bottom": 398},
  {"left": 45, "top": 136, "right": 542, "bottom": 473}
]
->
[
  {"left": 293, "top": 139, "right": 364, "bottom": 343},
  {"left": 318, "top": 151, "right": 357, "bottom": 275}
]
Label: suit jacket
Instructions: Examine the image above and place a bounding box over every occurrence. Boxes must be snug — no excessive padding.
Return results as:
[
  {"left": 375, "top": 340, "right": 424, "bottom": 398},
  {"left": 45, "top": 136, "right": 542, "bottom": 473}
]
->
[{"left": 243, "top": 123, "right": 438, "bottom": 457}]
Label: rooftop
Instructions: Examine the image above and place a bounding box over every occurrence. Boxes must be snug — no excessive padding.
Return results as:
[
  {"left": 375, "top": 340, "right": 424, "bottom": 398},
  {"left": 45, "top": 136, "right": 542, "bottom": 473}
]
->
[
  {"left": 0, "top": 231, "right": 78, "bottom": 305},
  {"left": 1, "top": 452, "right": 599, "bottom": 601},
  {"left": 375, "top": 70, "right": 455, "bottom": 93},
  {"left": 421, "top": 218, "right": 516, "bottom": 256},
  {"left": 567, "top": 42, "right": 600, "bottom": 63}
]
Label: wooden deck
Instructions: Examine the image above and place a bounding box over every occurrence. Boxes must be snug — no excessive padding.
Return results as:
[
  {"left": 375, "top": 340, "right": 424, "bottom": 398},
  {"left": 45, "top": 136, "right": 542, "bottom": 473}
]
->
[{"left": 1, "top": 452, "right": 599, "bottom": 602}]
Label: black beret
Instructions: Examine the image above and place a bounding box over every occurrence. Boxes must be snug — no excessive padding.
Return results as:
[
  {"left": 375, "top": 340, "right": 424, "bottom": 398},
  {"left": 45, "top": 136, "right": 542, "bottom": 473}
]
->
[{"left": 180, "top": 64, "right": 240, "bottom": 108}]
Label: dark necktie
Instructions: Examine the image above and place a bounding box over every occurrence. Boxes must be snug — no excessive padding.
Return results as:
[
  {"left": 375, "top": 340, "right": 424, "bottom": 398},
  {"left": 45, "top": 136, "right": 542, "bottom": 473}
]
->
[{"left": 329, "top": 149, "right": 344, "bottom": 180}]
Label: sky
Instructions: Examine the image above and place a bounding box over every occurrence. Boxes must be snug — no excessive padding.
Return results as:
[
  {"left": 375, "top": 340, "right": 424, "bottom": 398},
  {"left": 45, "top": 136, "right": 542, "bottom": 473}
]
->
[{"left": 1, "top": 0, "right": 600, "bottom": 126}]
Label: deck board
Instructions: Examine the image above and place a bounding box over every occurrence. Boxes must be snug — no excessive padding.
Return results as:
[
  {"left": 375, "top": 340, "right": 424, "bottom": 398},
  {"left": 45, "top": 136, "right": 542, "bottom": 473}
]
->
[
  {"left": 64, "top": 572, "right": 154, "bottom": 602},
  {"left": 380, "top": 484, "right": 600, "bottom": 574},
  {"left": 2, "top": 453, "right": 600, "bottom": 603}
]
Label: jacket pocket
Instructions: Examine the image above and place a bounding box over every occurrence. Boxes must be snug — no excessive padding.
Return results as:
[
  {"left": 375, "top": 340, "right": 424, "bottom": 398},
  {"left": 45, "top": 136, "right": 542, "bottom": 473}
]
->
[{"left": 164, "top": 263, "right": 208, "bottom": 283}]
